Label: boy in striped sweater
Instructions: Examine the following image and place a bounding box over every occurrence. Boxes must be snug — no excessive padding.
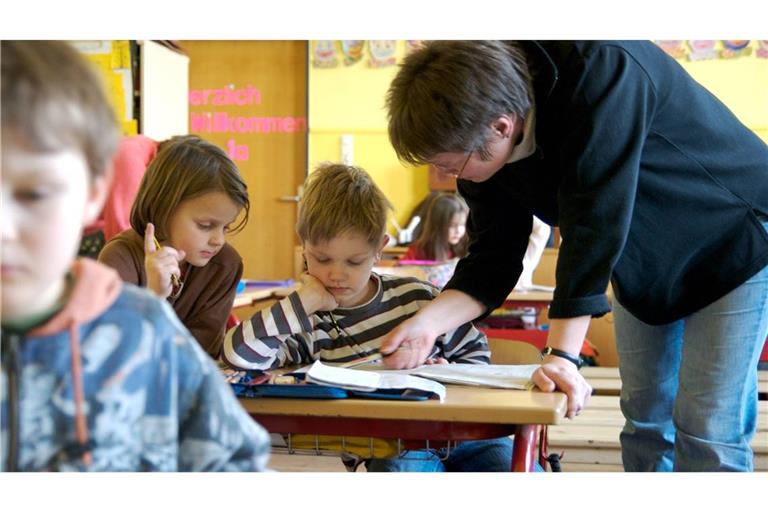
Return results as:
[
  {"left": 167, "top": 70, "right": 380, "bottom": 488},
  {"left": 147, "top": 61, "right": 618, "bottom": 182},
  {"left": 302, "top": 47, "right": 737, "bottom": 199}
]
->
[{"left": 223, "top": 162, "right": 514, "bottom": 472}]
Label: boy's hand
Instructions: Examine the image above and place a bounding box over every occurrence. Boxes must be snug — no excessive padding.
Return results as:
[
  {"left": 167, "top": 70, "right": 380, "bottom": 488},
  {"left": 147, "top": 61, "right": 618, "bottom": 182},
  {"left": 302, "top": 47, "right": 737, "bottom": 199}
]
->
[
  {"left": 380, "top": 315, "right": 439, "bottom": 369},
  {"left": 143, "top": 223, "right": 185, "bottom": 299},
  {"left": 297, "top": 272, "right": 338, "bottom": 314},
  {"left": 424, "top": 357, "right": 449, "bottom": 365}
]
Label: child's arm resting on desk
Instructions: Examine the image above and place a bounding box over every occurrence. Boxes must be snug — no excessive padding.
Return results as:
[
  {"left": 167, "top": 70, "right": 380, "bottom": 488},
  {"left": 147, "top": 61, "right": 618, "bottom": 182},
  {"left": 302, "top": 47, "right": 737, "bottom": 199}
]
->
[{"left": 222, "top": 291, "right": 326, "bottom": 371}]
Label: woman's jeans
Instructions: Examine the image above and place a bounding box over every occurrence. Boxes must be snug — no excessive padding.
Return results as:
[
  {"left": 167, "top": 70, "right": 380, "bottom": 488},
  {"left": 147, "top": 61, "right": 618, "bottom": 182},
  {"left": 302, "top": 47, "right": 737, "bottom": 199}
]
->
[{"left": 614, "top": 227, "right": 768, "bottom": 471}]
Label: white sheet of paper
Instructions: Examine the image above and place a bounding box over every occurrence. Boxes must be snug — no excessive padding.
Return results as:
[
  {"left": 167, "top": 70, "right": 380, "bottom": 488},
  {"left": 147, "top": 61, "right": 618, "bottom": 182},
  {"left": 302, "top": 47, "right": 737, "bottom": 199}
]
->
[
  {"left": 412, "top": 364, "right": 539, "bottom": 390},
  {"left": 305, "top": 360, "right": 446, "bottom": 400}
]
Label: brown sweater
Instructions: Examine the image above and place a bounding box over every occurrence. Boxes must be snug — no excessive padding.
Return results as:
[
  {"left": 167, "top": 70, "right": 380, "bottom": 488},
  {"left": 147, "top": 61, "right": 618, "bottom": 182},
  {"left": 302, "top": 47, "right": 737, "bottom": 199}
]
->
[{"left": 98, "top": 229, "right": 243, "bottom": 358}]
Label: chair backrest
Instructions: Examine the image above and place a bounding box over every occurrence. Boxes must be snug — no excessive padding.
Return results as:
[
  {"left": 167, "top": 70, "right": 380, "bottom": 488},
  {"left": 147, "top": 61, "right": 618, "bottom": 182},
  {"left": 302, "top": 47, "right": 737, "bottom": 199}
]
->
[{"left": 487, "top": 338, "right": 542, "bottom": 365}]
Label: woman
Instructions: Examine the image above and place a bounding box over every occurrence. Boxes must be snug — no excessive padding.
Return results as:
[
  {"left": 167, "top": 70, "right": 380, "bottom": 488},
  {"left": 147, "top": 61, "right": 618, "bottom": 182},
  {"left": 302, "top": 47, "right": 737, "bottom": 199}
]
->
[{"left": 381, "top": 40, "right": 768, "bottom": 472}]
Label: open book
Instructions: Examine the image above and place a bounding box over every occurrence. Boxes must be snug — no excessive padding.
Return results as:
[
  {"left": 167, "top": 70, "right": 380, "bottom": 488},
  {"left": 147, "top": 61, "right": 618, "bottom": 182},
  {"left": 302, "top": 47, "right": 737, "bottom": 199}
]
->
[
  {"left": 409, "top": 363, "right": 538, "bottom": 390},
  {"left": 350, "top": 362, "right": 539, "bottom": 390},
  {"left": 305, "top": 360, "right": 446, "bottom": 401}
]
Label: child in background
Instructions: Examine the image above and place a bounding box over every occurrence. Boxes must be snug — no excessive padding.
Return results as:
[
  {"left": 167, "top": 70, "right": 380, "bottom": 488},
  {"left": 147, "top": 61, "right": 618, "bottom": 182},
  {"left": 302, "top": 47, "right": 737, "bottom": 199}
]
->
[
  {"left": 102, "top": 134, "right": 160, "bottom": 242},
  {"left": 223, "top": 163, "right": 514, "bottom": 472},
  {"left": 1, "top": 40, "right": 269, "bottom": 471},
  {"left": 403, "top": 192, "right": 469, "bottom": 261},
  {"left": 99, "top": 135, "right": 249, "bottom": 358}
]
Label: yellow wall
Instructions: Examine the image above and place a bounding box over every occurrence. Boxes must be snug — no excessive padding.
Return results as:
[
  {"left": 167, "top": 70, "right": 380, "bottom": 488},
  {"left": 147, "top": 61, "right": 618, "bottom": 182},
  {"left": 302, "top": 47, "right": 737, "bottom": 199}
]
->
[
  {"left": 308, "top": 40, "right": 768, "bottom": 235},
  {"left": 308, "top": 41, "right": 429, "bottom": 231},
  {"left": 678, "top": 41, "right": 768, "bottom": 143}
]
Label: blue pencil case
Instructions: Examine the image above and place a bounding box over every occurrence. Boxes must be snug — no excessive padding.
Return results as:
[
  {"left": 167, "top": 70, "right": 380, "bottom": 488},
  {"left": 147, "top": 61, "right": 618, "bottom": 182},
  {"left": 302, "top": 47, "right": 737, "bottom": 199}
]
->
[{"left": 233, "top": 382, "right": 348, "bottom": 399}]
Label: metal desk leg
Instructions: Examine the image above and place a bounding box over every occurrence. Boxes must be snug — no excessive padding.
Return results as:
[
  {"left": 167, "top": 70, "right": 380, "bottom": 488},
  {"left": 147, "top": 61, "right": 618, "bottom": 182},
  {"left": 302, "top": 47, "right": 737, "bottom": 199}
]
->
[{"left": 512, "top": 424, "right": 538, "bottom": 472}]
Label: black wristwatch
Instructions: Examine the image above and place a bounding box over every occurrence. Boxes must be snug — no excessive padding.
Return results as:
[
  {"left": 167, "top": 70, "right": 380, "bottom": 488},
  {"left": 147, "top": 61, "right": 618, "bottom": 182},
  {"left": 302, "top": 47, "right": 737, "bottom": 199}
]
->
[{"left": 540, "top": 346, "right": 583, "bottom": 369}]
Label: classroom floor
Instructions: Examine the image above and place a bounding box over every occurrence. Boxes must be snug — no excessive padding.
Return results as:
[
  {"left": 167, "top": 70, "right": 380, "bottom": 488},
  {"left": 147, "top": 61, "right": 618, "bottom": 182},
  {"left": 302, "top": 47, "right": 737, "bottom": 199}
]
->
[{"left": 269, "top": 453, "right": 355, "bottom": 472}]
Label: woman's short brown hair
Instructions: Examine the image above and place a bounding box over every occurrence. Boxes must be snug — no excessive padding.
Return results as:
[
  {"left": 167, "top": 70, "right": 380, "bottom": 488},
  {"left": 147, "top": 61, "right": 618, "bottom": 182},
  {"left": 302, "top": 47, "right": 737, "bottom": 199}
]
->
[
  {"left": 386, "top": 40, "right": 532, "bottom": 165},
  {"left": 130, "top": 135, "right": 250, "bottom": 240},
  {"left": 296, "top": 163, "right": 393, "bottom": 247},
  {"left": 1, "top": 40, "right": 119, "bottom": 179}
]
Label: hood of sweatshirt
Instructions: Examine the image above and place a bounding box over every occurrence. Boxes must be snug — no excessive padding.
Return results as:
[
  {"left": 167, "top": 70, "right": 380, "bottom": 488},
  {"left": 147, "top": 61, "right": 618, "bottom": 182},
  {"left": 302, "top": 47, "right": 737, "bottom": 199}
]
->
[
  {"left": 29, "top": 258, "right": 123, "bottom": 337},
  {"left": 16, "top": 258, "right": 123, "bottom": 468}
]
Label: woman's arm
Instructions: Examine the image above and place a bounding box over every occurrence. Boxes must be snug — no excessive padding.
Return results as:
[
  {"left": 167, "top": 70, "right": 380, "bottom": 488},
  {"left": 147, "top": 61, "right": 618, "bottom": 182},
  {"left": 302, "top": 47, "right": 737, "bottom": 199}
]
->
[
  {"left": 533, "top": 316, "right": 593, "bottom": 419},
  {"left": 380, "top": 289, "right": 486, "bottom": 369}
]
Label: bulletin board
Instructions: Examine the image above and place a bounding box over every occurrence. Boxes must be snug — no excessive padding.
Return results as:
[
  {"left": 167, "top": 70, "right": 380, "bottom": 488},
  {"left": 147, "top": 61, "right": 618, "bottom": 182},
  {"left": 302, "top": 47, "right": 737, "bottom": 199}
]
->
[{"left": 70, "top": 40, "right": 137, "bottom": 136}]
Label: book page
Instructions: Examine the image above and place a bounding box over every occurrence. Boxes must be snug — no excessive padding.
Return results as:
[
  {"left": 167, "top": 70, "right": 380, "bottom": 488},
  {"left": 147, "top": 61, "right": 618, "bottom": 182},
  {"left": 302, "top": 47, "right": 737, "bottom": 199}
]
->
[
  {"left": 305, "top": 361, "right": 380, "bottom": 392},
  {"left": 412, "top": 364, "right": 538, "bottom": 390},
  {"left": 305, "top": 361, "right": 446, "bottom": 400}
]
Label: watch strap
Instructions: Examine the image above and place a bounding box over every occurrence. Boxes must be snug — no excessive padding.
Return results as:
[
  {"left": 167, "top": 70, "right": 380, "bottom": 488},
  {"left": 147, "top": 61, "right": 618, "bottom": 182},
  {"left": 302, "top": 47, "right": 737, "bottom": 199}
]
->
[{"left": 541, "top": 346, "right": 582, "bottom": 369}]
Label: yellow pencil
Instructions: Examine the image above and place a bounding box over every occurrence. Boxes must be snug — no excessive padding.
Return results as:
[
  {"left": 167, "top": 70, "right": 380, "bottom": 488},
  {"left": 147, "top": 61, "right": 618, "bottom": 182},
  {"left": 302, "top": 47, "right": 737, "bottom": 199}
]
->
[{"left": 152, "top": 235, "right": 181, "bottom": 288}]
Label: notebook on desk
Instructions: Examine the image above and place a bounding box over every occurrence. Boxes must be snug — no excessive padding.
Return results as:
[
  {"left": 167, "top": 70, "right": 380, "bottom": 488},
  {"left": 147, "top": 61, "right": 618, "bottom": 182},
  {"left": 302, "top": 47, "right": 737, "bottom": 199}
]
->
[{"left": 224, "top": 364, "right": 438, "bottom": 401}]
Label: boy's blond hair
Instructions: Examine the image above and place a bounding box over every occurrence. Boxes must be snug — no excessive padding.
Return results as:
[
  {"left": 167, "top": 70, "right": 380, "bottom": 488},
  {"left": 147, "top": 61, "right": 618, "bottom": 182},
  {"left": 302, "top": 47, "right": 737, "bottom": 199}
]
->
[
  {"left": 297, "top": 163, "right": 393, "bottom": 246},
  {"left": 1, "top": 40, "right": 119, "bottom": 179}
]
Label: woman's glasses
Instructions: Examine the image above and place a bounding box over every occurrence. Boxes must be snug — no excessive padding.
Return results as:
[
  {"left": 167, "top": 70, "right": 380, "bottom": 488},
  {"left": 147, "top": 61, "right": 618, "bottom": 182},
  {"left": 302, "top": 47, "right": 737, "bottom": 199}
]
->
[{"left": 432, "top": 151, "right": 473, "bottom": 180}]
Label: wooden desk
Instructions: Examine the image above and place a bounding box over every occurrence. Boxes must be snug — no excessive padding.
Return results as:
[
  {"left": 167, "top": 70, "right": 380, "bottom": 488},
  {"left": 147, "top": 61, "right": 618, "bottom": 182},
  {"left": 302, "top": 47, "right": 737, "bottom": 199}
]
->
[
  {"left": 581, "top": 366, "right": 768, "bottom": 399},
  {"left": 233, "top": 287, "right": 277, "bottom": 309},
  {"left": 240, "top": 386, "right": 567, "bottom": 472},
  {"left": 383, "top": 246, "right": 408, "bottom": 259},
  {"left": 504, "top": 290, "right": 554, "bottom": 309},
  {"left": 233, "top": 286, "right": 293, "bottom": 309}
]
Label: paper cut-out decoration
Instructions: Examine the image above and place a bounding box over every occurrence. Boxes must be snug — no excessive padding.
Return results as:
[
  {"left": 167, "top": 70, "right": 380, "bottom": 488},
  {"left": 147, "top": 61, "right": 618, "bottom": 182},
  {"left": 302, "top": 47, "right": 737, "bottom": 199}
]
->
[
  {"left": 406, "top": 40, "right": 424, "bottom": 54},
  {"left": 341, "top": 40, "right": 365, "bottom": 65},
  {"left": 687, "top": 40, "right": 717, "bottom": 61},
  {"left": 655, "top": 40, "right": 687, "bottom": 59},
  {"left": 757, "top": 41, "right": 768, "bottom": 59},
  {"left": 368, "top": 40, "right": 397, "bottom": 68},
  {"left": 720, "top": 40, "right": 752, "bottom": 59},
  {"left": 312, "top": 41, "right": 339, "bottom": 68}
]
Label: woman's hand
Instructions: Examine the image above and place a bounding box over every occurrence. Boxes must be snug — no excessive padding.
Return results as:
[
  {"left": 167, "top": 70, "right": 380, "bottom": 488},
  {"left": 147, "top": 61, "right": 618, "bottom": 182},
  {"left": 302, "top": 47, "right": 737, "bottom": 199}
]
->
[
  {"left": 379, "top": 314, "right": 440, "bottom": 369},
  {"left": 143, "top": 223, "right": 185, "bottom": 299},
  {"left": 297, "top": 272, "right": 338, "bottom": 314},
  {"left": 532, "top": 357, "right": 592, "bottom": 419}
]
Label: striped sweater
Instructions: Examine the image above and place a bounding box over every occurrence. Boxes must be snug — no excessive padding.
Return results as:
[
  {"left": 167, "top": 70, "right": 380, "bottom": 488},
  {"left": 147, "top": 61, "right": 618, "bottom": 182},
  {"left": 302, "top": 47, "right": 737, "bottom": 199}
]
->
[{"left": 223, "top": 273, "right": 490, "bottom": 370}]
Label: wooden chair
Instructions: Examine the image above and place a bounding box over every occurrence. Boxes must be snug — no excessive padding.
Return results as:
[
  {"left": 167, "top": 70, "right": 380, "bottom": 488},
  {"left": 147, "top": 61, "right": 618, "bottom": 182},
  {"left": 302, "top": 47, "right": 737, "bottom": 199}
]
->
[
  {"left": 486, "top": 337, "right": 564, "bottom": 471},
  {"left": 487, "top": 338, "right": 543, "bottom": 365}
]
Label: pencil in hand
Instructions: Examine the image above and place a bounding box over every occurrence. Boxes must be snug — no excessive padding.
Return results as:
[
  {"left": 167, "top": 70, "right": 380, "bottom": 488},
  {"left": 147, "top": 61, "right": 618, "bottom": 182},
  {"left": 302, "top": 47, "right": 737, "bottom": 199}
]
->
[{"left": 152, "top": 235, "right": 181, "bottom": 288}]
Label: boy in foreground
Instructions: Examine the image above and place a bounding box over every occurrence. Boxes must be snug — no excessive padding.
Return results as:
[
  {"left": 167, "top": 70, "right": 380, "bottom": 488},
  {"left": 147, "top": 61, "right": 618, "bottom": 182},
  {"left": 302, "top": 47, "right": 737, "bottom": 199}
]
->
[{"left": 1, "top": 40, "right": 270, "bottom": 471}]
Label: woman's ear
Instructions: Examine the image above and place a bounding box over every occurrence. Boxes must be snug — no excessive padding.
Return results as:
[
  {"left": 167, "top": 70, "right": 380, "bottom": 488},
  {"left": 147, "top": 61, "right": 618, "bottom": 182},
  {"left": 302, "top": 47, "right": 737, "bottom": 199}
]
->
[{"left": 490, "top": 114, "right": 517, "bottom": 139}]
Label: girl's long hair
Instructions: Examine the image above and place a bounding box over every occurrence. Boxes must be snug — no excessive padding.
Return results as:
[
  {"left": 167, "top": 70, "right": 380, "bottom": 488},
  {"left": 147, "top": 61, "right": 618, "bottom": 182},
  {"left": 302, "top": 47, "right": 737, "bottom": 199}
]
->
[{"left": 411, "top": 192, "right": 469, "bottom": 261}]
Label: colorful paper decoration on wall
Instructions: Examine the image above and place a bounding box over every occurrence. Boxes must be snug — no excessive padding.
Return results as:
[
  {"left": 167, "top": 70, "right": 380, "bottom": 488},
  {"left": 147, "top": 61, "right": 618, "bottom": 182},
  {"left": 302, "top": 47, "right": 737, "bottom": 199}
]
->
[
  {"left": 406, "top": 40, "right": 424, "bottom": 54},
  {"left": 656, "top": 40, "right": 687, "bottom": 59},
  {"left": 720, "top": 40, "right": 752, "bottom": 59},
  {"left": 687, "top": 40, "right": 717, "bottom": 61},
  {"left": 71, "top": 40, "right": 137, "bottom": 136},
  {"left": 368, "top": 40, "right": 397, "bottom": 68},
  {"left": 757, "top": 41, "right": 768, "bottom": 59},
  {"left": 312, "top": 41, "right": 338, "bottom": 68},
  {"left": 341, "top": 40, "right": 365, "bottom": 65},
  {"left": 655, "top": 40, "right": 760, "bottom": 61}
]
